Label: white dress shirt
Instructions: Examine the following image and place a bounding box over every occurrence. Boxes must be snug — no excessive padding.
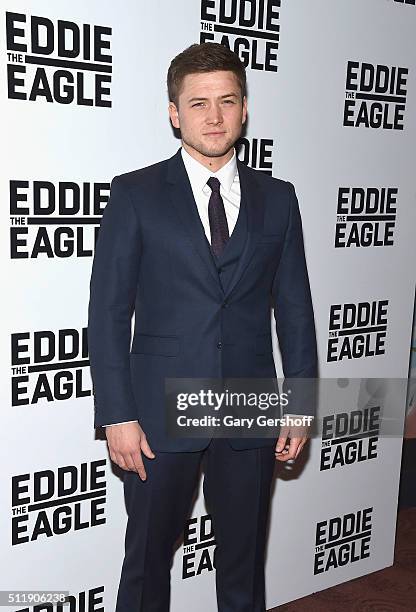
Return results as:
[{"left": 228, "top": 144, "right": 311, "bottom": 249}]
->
[
  {"left": 181, "top": 145, "right": 240, "bottom": 241},
  {"left": 102, "top": 147, "right": 309, "bottom": 427}
]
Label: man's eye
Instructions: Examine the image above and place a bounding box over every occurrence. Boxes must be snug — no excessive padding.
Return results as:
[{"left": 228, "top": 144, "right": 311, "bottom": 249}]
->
[
  {"left": 192, "top": 102, "right": 204, "bottom": 107},
  {"left": 223, "top": 99, "right": 235, "bottom": 104}
]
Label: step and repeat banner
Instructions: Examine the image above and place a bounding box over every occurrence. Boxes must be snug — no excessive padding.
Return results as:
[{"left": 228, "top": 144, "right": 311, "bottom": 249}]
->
[{"left": 1, "top": 1, "right": 415, "bottom": 610}]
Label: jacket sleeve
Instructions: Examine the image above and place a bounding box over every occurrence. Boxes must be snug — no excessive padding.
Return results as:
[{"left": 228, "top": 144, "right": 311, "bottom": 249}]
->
[
  {"left": 271, "top": 181, "right": 318, "bottom": 416},
  {"left": 87, "top": 175, "right": 141, "bottom": 427}
]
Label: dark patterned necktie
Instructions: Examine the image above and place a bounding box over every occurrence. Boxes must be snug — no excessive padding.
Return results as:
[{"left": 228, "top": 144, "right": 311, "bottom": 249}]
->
[{"left": 207, "top": 176, "right": 229, "bottom": 258}]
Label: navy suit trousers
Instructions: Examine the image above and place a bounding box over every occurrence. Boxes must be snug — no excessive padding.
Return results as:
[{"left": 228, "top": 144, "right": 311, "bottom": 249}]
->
[{"left": 115, "top": 438, "right": 276, "bottom": 612}]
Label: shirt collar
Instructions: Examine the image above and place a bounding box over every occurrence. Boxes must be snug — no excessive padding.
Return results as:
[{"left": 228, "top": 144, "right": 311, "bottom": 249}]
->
[{"left": 181, "top": 146, "right": 238, "bottom": 194}]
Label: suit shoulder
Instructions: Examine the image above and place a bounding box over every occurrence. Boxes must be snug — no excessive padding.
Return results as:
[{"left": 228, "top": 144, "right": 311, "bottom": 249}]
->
[
  {"left": 112, "top": 157, "right": 169, "bottom": 190},
  {"left": 243, "top": 163, "right": 292, "bottom": 195}
]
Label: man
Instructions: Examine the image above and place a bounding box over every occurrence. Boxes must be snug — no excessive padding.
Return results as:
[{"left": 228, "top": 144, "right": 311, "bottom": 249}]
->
[{"left": 88, "top": 42, "right": 318, "bottom": 612}]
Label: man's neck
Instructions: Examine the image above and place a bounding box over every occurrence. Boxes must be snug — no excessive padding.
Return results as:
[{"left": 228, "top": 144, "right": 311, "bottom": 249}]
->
[{"left": 181, "top": 142, "right": 234, "bottom": 173}]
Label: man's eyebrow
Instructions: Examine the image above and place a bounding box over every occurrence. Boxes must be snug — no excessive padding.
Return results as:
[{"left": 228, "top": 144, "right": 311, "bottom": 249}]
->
[{"left": 187, "top": 93, "right": 239, "bottom": 103}]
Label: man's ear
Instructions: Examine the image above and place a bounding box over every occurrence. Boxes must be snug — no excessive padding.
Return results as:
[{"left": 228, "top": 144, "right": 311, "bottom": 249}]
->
[
  {"left": 242, "top": 96, "right": 247, "bottom": 125},
  {"left": 168, "top": 102, "right": 180, "bottom": 129}
]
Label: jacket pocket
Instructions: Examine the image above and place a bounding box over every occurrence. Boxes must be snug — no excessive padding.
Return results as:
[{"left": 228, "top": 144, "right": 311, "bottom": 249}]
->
[{"left": 131, "top": 334, "right": 180, "bottom": 356}]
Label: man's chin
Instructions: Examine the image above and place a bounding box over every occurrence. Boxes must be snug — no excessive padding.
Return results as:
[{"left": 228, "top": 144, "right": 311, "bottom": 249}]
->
[
  {"left": 182, "top": 134, "right": 239, "bottom": 160},
  {"left": 196, "top": 142, "right": 234, "bottom": 158}
]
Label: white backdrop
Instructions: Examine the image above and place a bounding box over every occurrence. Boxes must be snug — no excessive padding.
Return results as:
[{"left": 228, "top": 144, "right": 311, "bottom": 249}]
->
[{"left": 1, "top": 1, "right": 415, "bottom": 610}]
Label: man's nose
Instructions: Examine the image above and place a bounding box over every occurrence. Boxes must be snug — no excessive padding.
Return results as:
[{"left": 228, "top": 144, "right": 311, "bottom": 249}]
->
[{"left": 206, "top": 104, "right": 223, "bottom": 124}]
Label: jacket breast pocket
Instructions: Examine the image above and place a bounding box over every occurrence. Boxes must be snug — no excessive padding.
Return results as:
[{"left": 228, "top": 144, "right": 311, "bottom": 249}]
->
[
  {"left": 131, "top": 334, "right": 180, "bottom": 357},
  {"left": 258, "top": 233, "right": 279, "bottom": 245}
]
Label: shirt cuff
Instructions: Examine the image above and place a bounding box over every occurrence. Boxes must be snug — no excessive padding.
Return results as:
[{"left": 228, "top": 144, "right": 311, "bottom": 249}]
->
[{"left": 102, "top": 420, "right": 138, "bottom": 427}]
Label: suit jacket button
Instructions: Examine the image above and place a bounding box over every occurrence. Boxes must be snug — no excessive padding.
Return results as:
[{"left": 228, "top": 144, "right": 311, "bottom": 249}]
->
[{"left": 217, "top": 342, "right": 222, "bottom": 349}]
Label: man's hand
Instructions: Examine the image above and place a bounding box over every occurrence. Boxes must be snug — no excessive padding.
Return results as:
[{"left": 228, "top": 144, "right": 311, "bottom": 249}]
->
[
  {"left": 105, "top": 421, "right": 155, "bottom": 480},
  {"left": 275, "top": 424, "right": 311, "bottom": 462}
]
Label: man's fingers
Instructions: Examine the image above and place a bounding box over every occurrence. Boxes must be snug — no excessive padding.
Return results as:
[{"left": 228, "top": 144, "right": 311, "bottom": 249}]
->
[
  {"left": 113, "top": 451, "right": 129, "bottom": 471},
  {"left": 294, "top": 438, "right": 308, "bottom": 459},
  {"left": 275, "top": 438, "right": 289, "bottom": 458},
  {"left": 140, "top": 435, "right": 155, "bottom": 459},
  {"left": 110, "top": 446, "right": 147, "bottom": 479},
  {"left": 106, "top": 422, "right": 154, "bottom": 479},
  {"left": 294, "top": 445, "right": 302, "bottom": 459},
  {"left": 130, "top": 450, "right": 147, "bottom": 480},
  {"left": 276, "top": 437, "right": 309, "bottom": 462},
  {"left": 115, "top": 449, "right": 147, "bottom": 481},
  {"left": 275, "top": 437, "right": 300, "bottom": 462},
  {"left": 275, "top": 426, "right": 290, "bottom": 453},
  {"left": 275, "top": 424, "right": 312, "bottom": 462},
  {"left": 286, "top": 437, "right": 300, "bottom": 460}
]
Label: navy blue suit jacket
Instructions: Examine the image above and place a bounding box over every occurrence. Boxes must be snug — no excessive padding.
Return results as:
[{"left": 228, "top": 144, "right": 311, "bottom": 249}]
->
[{"left": 87, "top": 147, "right": 318, "bottom": 451}]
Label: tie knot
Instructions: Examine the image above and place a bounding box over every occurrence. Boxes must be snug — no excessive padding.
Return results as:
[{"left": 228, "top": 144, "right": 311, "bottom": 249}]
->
[{"left": 207, "top": 176, "right": 221, "bottom": 193}]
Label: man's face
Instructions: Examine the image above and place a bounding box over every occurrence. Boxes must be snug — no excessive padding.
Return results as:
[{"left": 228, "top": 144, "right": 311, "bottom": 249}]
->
[{"left": 168, "top": 70, "right": 247, "bottom": 161}]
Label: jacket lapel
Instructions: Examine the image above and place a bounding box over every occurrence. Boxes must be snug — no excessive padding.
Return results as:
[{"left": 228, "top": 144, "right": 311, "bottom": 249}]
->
[
  {"left": 223, "top": 158, "right": 265, "bottom": 300},
  {"left": 166, "top": 147, "right": 265, "bottom": 301},
  {"left": 166, "top": 148, "right": 223, "bottom": 295}
]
